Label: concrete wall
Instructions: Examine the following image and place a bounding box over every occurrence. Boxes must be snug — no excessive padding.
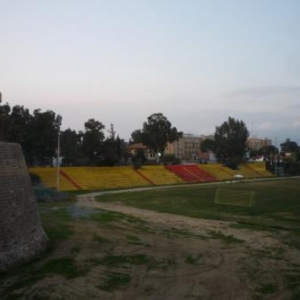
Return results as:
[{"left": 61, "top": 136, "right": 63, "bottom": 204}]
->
[{"left": 0, "top": 142, "right": 48, "bottom": 272}]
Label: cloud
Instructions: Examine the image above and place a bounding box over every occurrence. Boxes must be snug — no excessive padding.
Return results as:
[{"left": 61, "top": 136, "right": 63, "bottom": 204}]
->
[
  {"left": 226, "top": 86, "right": 300, "bottom": 99},
  {"left": 293, "top": 119, "right": 300, "bottom": 127},
  {"left": 257, "top": 122, "right": 272, "bottom": 130},
  {"left": 222, "top": 85, "right": 300, "bottom": 115}
]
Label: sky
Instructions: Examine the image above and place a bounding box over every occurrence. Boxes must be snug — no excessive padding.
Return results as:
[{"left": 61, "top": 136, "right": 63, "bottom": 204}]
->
[{"left": 1, "top": 0, "right": 300, "bottom": 145}]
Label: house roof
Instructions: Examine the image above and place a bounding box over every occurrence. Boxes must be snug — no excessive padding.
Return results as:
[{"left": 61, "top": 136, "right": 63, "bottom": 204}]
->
[{"left": 127, "top": 143, "right": 148, "bottom": 150}]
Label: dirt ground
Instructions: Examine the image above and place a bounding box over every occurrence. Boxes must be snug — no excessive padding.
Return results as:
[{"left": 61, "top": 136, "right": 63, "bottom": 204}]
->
[{"left": 2, "top": 193, "right": 300, "bottom": 300}]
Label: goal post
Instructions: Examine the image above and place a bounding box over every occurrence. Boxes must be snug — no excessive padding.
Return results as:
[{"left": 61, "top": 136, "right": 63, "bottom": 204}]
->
[{"left": 214, "top": 188, "right": 256, "bottom": 207}]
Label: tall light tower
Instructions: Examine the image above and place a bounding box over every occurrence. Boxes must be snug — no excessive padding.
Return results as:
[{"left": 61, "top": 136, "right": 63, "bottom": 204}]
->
[{"left": 55, "top": 115, "right": 62, "bottom": 190}]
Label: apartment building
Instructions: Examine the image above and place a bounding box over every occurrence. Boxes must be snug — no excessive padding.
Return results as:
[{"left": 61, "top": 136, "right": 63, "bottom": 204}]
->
[
  {"left": 247, "top": 137, "right": 272, "bottom": 150},
  {"left": 165, "top": 134, "right": 204, "bottom": 161}
]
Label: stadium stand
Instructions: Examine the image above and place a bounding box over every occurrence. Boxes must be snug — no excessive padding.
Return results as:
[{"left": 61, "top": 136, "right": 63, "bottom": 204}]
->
[
  {"left": 246, "top": 162, "right": 274, "bottom": 177},
  {"left": 190, "top": 165, "right": 216, "bottom": 182},
  {"left": 165, "top": 165, "right": 199, "bottom": 183},
  {"left": 29, "top": 167, "right": 78, "bottom": 191},
  {"left": 137, "top": 165, "right": 183, "bottom": 186},
  {"left": 164, "top": 165, "right": 216, "bottom": 183},
  {"left": 62, "top": 166, "right": 151, "bottom": 190},
  {"left": 236, "top": 164, "right": 263, "bottom": 178},
  {"left": 199, "top": 164, "right": 233, "bottom": 181},
  {"left": 30, "top": 162, "right": 273, "bottom": 191}
]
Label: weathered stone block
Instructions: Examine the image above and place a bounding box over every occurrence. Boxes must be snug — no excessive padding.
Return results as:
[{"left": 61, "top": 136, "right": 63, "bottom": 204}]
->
[{"left": 0, "top": 142, "right": 48, "bottom": 272}]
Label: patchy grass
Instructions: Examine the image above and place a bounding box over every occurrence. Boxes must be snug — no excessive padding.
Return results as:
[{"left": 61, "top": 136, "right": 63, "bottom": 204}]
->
[
  {"left": 161, "top": 227, "right": 208, "bottom": 240},
  {"left": 257, "top": 283, "right": 277, "bottom": 295},
  {"left": 86, "top": 210, "right": 147, "bottom": 229},
  {"left": 284, "top": 268, "right": 300, "bottom": 300},
  {"left": 100, "top": 254, "right": 150, "bottom": 266},
  {"left": 126, "top": 234, "right": 149, "bottom": 246},
  {"left": 96, "top": 179, "right": 300, "bottom": 233},
  {"left": 0, "top": 257, "right": 86, "bottom": 299},
  {"left": 207, "top": 230, "right": 244, "bottom": 244},
  {"left": 44, "top": 225, "right": 73, "bottom": 243},
  {"left": 126, "top": 234, "right": 140, "bottom": 241},
  {"left": 98, "top": 272, "right": 131, "bottom": 291},
  {"left": 93, "top": 235, "right": 111, "bottom": 243},
  {"left": 37, "top": 257, "right": 87, "bottom": 279},
  {"left": 185, "top": 254, "right": 203, "bottom": 265},
  {"left": 39, "top": 203, "right": 74, "bottom": 243},
  {"left": 2, "top": 179, "right": 300, "bottom": 299},
  {"left": 86, "top": 253, "right": 180, "bottom": 271},
  {"left": 251, "top": 249, "right": 285, "bottom": 261}
]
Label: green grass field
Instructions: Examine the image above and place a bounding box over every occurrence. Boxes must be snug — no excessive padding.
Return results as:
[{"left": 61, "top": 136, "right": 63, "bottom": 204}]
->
[{"left": 96, "top": 178, "right": 300, "bottom": 232}]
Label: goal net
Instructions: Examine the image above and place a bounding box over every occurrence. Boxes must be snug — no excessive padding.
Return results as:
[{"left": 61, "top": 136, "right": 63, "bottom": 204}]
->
[{"left": 214, "top": 188, "right": 256, "bottom": 207}]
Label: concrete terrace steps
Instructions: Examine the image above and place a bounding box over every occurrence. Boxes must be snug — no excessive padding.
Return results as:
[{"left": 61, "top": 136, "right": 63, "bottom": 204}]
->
[
  {"left": 190, "top": 165, "right": 217, "bottom": 182},
  {"left": 247, "top": 162, "right": 274, "bottom": 177},
  {"left": 199, "top": 164, "right": 233, "bottom": 181},
  {"left": 29, "top": 167, "right": 78, "bottom": 190},
  {"left": 137, "top": 165, "right": 184, "bottom": 186},
  {"left": 164, "top": 165, "right": 199, "bottom": 183},
  {"left": 61, "top": 167, "right": 151, "bottom": 190},
  {"left": 236, "top": 164, "right": 264, "bottom": 179},
  {"left": 30, "top": 163, "right": 274, "bottom": 191}
]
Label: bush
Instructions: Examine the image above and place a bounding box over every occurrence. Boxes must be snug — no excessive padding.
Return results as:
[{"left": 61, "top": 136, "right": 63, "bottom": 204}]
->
[
  {"left": 133, "top": 159, "right": 142, "bottom": 170},
  {"left": 34, "top": 187, "right": 69, "bottom": 202},
  {"left": 29, "top": 172, "right": 41, "bottom": 186},
  {"left": 283, "top": 161, "right": 300, "bottom": 176},
  {"left": 161, "top": 154, "right": 181, "bottom": 165}
]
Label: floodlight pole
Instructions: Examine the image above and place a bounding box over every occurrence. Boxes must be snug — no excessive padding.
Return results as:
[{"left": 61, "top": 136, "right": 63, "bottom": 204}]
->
[{"left": 56, "top": 125, "right": 61, "bottom": 190}]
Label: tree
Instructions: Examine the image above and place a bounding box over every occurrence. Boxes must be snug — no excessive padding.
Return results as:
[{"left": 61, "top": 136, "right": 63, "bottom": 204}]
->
[
  {"left": 280, "top": 139, "right": 300, "bottom": 175},
  {"left": 200, "top": 139, "right": 216, "bottom": 152},
  {"left": 8, "top": 105, "right": 33, "bottom": 163},
  {"left": 132, "top": 113, "right": 182, "bottom": 156},
  {"left": 27, "top": 109, "right": 61, "bottom": 165},
  {"left": 130, "top": 129, "right": 143, "bottom": 144},
  {"left": 280, "top": 139, "right": 300, "bottom": 154},
  {"left": 0, "top": 101, "right": 11, "bottom": 141},
  {"left": 81, "top": 118, "right": 105, "bottom": 164},
  {"left": 214, "top": 117, "right": 249, "bottom": 165},
  {"left": 60, "top": 129, "right": 81, "bottom": 165},
  {"left": 101, "top": 137, "right": 119, "bottom": 166},
  {"left": 7, "top": 105, "right": 31, "bottom": 144}
]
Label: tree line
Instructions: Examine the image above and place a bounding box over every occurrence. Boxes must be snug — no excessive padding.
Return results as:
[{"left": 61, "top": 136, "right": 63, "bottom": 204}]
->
[
  {"left": 0, "top": 101, "right": 127, "bottom": 166},
  {"left": 1, "top": 98, "right": 299, "bottom": 171},
  {"left": 0, "top": 101, "right": 183, "bottom": 166}
]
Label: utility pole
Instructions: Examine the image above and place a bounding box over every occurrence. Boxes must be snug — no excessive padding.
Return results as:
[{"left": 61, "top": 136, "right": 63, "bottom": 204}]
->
[
  {"left": 55, "top": 115, "right": 62, "bottom": 190},
  {"left": 56, "top": 126, "right": 61, "bottom": 190}
]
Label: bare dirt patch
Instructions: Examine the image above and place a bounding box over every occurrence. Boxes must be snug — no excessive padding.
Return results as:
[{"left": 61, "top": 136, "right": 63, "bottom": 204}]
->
[{"left": 1, "top": 194, "right": 299, "bottom": 300}]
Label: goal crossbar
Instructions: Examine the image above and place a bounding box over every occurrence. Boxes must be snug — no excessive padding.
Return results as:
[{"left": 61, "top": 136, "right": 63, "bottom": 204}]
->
[{"left": 214, "top": 188, "right": 256, "bottom": 207}]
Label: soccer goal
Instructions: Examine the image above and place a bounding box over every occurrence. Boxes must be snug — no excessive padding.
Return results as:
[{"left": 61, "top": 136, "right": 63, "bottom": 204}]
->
[{"left": 214, "top": 188, "right": 256, "bottom": 207}]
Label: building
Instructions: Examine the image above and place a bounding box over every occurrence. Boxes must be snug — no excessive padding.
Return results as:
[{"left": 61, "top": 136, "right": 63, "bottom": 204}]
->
[
  {"left": 126, "top": 143, "right": 157, "bottom": 161},
  {"left": 165, "top": 134, "right": 204, "bottom": 161},
  {"left": 247, "top": 137, "right": 272, "bottom": 150}
]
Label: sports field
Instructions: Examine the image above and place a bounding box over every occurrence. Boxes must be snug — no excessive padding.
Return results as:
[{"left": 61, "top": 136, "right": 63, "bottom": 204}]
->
[
  {"left": 96, "top": 178, "right": 300, "bottom": 231},
  {"left": 1, "top": 178, "right": 300, "bottom": 300}
]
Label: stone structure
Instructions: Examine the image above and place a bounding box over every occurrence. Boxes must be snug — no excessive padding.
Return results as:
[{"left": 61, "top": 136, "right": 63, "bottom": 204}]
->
[{"left": 0, "top": 142, "right": 48, "bottom": 272}]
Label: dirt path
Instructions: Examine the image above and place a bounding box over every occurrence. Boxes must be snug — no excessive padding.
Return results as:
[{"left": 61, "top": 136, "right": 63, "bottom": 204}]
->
[
  {"left": 76, "top": 193, "right": 280, "bottom": 249},
  {"left": 72, "top": 192, "right": 296, "bottom": 300},
  {"left": 2, "top": 190, "right": 297, "bottom": 300}
]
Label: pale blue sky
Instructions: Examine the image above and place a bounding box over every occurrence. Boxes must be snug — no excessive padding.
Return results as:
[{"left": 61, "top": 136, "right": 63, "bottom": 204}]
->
[{"left": 1, "top": 0, "right": 300, "bottom": 144}]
